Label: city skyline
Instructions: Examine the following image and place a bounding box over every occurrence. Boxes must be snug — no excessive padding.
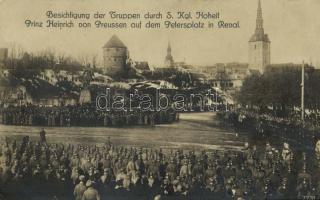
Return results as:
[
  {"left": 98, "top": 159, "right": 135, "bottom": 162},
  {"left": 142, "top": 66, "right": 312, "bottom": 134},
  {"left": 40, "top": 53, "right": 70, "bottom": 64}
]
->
[{"left": 0, "top": 0, "right": 319, "bottom": 67}]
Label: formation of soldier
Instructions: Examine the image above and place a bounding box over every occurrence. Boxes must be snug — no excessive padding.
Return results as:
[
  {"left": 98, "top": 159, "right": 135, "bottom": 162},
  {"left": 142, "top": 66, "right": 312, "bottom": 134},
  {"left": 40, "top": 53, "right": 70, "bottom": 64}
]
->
[
  {"left": 0, "top": 134, "right": 320, "bottom": 200},
  {"left": 219, "top": 109, "right": 320, "bottom": 152},
  {"left": 1, "top": 104, "right": 178, "bottom": 127},
  {"left": 223, "top": 109, "right": 320, "bottom": 132}
]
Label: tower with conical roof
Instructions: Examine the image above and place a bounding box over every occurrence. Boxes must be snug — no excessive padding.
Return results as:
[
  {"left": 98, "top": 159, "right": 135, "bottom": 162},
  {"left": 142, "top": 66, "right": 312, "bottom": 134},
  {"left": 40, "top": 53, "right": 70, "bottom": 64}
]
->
[
  {"left": 249, "top": 0, "right": 270, "bottom": 72},
  {"left": 165, "top": 41, "right": 174, "bottom": 67},
  {"left": 102, "top": 35, "right": 128, "bottom": 77}
]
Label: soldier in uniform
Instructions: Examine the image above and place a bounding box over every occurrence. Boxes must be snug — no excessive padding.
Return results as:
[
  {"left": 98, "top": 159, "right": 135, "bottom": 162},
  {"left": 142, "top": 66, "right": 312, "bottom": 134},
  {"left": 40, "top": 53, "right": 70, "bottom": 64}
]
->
[
  {"left": 161, "top": 178, "right": 174, "bottom": 196},
  {"left": 281, "top": 142, "right": 292, "bottom": 166},
  {"left": 71, "top": 167, "right": 80, "bottom": 185},
  {"left": 82, "top": 180, "right": 101, "bottom": 200},
  {"left": 192, "top": 159, "right": 204, "bottom": 182},
  {"left": 39, "top": 128, "right": 47, "bottom": 145},
  {"left": 315, "top": 140, "right": 320, "bottom": 164},
  {"left": 297, "top": 178, "right": 312, "bottom": 198},
  {"left": 73, "top": 175, "right": 86, "bottom": 200},
  {"left": 275, "top": 178, "right": 290, "bottom": 199},
  {"left": 204, "top": 163, "right": 215, "bottom": 185},
  {"left": 166, "top": 158, "right": 177, "bottom": 182}
]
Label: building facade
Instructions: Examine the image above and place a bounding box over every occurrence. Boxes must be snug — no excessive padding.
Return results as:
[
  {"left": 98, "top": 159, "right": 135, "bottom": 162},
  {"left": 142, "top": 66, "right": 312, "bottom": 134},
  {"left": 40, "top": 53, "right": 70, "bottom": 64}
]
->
[
  {"left": 248, "top": 0, "right": 270, "bottom": 72},
  {"left": 102, "top": 35, "right": 128, "bottom": 77}
]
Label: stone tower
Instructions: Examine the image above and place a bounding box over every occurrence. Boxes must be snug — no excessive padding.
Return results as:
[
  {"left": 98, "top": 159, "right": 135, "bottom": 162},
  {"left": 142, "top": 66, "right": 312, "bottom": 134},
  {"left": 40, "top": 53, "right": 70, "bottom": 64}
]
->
[
  {"left": 165, "top": 42, "right": 174, "bottom": 67},
  {"left": 249, "top": 0, "right": 270, "bottom": 72},
  {"left": 103, "top": 35, "right": 128, "bottom": 77}
]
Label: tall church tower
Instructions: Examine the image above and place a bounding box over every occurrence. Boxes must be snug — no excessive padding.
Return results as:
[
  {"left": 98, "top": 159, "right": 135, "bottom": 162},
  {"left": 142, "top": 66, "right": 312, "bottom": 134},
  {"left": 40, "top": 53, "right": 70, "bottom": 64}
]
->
[
  {"left": 165, "top": 42, "right": 174, "bottom": 67},
  {"left": 249, "top": 0, "right": 270, "bottom": 72}
]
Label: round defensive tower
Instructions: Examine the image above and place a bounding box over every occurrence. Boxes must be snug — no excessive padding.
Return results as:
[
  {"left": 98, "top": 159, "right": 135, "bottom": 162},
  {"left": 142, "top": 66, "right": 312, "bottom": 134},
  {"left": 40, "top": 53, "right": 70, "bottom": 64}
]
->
[{"left": 102, "top": 35, "right": 128, "bottom": 77}]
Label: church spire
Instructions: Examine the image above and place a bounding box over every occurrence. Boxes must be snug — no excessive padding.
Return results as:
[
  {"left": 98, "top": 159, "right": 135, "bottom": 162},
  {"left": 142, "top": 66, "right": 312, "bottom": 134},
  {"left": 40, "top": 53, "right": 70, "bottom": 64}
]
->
[
  {"left": 248, "top": 0, "right": 271, "bottom": 72},
  {"left": 167, "top": 41, "right": 172, "bottom": 55},
  {"left": 250, "top": 0, "right": 269, "bottom": 42},
  {"left": 165, "top": 41, "right": 174, "bottom": 67},
  {"left": 255, "top": 0, "right": 264, "bottom": 36}
]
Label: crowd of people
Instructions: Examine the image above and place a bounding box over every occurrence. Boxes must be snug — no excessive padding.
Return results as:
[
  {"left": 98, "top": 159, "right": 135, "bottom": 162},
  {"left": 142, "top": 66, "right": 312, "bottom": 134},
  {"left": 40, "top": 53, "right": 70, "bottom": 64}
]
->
[
  {"left": 218, "top": 109, "right": 320, "bottom": 149},
  {"left": 226, "top": 108, "right": 320, "bottom": 131},
  {"left": 0, "top": 104, "right": 178, "bottom": 127},
  {"left": 0, "top": 131, "right": 320, "bottom": 200}
]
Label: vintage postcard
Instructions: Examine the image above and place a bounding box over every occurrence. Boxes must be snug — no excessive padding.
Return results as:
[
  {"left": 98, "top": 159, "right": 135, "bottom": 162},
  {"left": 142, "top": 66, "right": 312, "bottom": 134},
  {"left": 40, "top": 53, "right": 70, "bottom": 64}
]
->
[{"left": 0, "top": 0, "right": 319, "bottom": 199}]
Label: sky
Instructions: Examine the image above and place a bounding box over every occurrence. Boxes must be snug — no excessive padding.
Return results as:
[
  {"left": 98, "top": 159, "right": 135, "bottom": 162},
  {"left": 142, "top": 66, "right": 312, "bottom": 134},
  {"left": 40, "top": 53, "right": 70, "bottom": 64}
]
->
[{"left": 0, "top": 0, "right": 319, "bottom": 67}]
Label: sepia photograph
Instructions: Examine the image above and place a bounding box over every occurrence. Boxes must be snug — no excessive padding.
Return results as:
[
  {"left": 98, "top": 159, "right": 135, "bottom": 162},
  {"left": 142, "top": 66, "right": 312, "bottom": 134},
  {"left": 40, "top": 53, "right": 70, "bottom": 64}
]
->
[{"left": 0, "top": 0, "right": 320, "bottom": 199}]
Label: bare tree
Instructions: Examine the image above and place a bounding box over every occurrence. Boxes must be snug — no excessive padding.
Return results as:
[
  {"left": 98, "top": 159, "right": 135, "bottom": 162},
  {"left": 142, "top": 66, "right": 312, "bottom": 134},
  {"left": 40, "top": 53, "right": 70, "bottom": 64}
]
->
[
  {"left": 57, "top": 52, "right": 66, "bottom": 65},
  {"left": 42, "top": 48, "right": 56, "bottom": 67},
  {"left": 91, "top": 53, "right": 98, "bottom": 68},
  {"left": 6, "top": 42, "right": 25, "bottom": 69},
  {"left": 77, "top": 52, "right": 90, "bottom": 67},
  {"left": 8, "top": 42, "right": 24, "bottom": 60}
]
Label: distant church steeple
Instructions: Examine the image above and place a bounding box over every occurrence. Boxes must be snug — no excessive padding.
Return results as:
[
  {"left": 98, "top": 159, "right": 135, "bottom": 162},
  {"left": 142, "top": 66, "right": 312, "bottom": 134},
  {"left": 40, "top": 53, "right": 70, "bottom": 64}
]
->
[
  {"left": 255, "top": 0, "right": 264, "bottom": 36},
  {"left": 248, "top": 0, "right": 271, "bottom": 72},
  {"left": 165, "top": 41, "right": 174, "bottom": 67}
]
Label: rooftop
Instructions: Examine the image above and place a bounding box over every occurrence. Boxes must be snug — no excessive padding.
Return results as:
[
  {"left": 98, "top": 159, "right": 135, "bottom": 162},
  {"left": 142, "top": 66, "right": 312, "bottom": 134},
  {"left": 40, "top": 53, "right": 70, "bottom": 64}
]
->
[{"left": 103, "top": 35, "right": 126, "bottom": 48}]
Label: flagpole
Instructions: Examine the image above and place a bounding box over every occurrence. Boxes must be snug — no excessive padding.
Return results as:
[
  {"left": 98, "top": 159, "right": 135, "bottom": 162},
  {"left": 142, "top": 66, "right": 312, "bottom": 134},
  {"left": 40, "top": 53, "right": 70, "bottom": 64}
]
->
[{"left": 301, "top": 61, "right": 305, "bottom": 124}]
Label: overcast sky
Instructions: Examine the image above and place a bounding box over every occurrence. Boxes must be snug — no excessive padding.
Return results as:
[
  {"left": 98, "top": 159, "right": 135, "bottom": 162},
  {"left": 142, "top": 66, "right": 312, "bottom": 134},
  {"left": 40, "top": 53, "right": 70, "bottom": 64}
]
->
[{"left": 0, "top": 0, "right": 319, "bottom": 67}]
